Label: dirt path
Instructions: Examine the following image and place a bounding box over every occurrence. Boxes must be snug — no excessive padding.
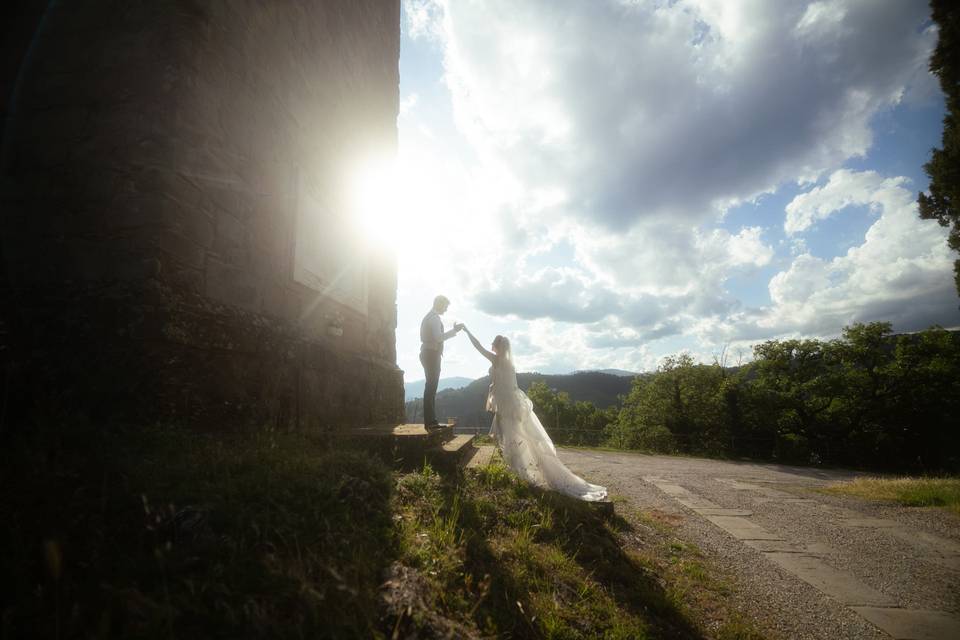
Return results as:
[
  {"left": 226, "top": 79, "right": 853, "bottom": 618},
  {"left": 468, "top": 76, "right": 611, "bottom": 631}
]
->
[{"left": 556, "top": 448, "right": 960, "bottom": 640}]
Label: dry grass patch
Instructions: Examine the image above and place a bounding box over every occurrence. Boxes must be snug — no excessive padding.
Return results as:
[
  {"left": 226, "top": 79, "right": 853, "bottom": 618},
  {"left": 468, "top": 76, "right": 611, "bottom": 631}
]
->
[{"left": 819, "top": 477, "right": 960, "bottom": 515}]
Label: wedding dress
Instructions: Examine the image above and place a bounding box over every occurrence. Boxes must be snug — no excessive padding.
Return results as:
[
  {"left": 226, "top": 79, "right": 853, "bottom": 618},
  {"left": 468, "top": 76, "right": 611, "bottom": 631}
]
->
[{"left": 486, "top": 344, "right": 607, "bottom": 502}]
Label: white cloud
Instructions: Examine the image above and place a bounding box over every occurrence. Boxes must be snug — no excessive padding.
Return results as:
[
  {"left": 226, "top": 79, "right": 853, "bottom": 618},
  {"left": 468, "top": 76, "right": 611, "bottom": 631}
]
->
[
  {"left": 399, "top": 92, "right": 420, "bottom": 117},
  {"left": 421, "top": 0, "right": 939, "bottom": 333},
  {"left": 699, "top": 226, "right": 774, "bottom": 270},
  {"left": 397, "top": 1, "right": 952, "bottom": 379},
  {"left": 471, "top": 221, "right": 773, "bottom": 342},
  {"left": 735, "top": 170, "right": 955, "bottom": 337},
  {"left": 436, "top": 0, "right": 934, "bottom": 229},
  {"left": 403, "top": 0, "right": 445, "bottom": 42},
  {"left": 796, "top": 1, "right": 849, "bottom": 36},
  {"left": 465, "top": 170, "right": 954, "bottom": 375},
  {"left": 784, "top": 169, "right": 906, "bottom": 234},
  {"left": 768, "top": 254, "right": 832, "bottom": 308},
  {"left": 474, "top": 267, "right": 618, "bottom": 324},
  {"left": 507, "top": 319, "right": 663, "bottom": 374}
]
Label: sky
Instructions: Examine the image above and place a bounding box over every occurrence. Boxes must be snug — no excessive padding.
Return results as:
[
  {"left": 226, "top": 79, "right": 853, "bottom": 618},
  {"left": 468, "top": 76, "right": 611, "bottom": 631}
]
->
[{"left": 385, "top": 0, "right": 959, "bottom": 383}]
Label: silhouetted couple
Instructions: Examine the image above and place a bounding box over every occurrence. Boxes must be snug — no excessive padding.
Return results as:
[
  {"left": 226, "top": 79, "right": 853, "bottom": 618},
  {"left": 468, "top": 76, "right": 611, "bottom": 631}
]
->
[{"left": 419, "top": 295, "right": 606, "bottom": 501}]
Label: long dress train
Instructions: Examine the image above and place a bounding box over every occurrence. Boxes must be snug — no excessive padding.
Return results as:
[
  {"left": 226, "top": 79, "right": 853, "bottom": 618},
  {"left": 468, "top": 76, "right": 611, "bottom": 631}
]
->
[{"left": 486, "top": 351, "right": 607, "bottom": 502}]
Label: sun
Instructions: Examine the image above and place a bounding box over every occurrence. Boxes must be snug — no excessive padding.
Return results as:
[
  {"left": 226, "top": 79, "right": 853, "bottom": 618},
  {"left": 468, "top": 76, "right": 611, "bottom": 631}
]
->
[
  {"left": 348, "top": 149, "right": 454, "bottom": 268},
  {"left": 349, "top": 155, "right": 406, "bottom": 247}
]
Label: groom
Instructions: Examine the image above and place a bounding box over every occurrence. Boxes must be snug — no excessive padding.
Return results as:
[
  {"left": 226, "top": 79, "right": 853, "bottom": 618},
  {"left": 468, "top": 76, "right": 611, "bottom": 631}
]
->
[{"left": 420, "top": 295, "right": 463, "bottom": 428}]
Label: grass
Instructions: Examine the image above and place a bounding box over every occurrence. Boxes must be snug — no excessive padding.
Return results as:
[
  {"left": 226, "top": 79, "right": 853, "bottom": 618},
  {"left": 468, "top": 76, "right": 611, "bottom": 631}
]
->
[
  {"left": 391, "top": 452, "right": 766, "bottom": 639},
  {"left": 818, "top": 476, "right": 960, "bottom": 515},
  {"left": 469, "top": 433, "right": 496, "bottom": 446},
  {"left": 1, "top": 421, "right": 395, "bottom": 639},
  {"left": 2, "top": 421, "right": 767, "bottom": 639}
]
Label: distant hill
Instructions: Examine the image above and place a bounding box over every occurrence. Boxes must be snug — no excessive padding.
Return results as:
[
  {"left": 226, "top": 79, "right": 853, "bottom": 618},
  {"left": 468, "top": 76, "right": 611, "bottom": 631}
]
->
[
  {"left": 574, "top": 368, "right": 638, "bottom": 377},
  {"left": 404, "top": 376, "right": 474, "bottom": 402},
  {"left": 405, "top": 371, "right": 634, "bottom": 429}
]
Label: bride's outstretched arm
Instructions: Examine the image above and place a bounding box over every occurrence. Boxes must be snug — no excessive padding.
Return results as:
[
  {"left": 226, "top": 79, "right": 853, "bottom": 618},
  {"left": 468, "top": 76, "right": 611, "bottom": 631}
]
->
[{"left": 464, "top": 327, "right": 495, "bottom": 363}]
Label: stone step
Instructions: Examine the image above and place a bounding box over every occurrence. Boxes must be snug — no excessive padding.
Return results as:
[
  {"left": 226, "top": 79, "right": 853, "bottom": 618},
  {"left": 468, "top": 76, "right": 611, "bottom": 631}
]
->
[
  {"left": 465, "top": 445, "right": 496, "bottom": 469},
  {"left": 348, "top": 422, "right": 453, "bottom": 439},
  {"left": 338, "top": 423, "right": 454, "bottom": 469},
  {"left": 442, "top": 433, "right": 476, "bottom": 454},
  {"left": 428, "top": 433, "right": 476, "bottom": 469}
]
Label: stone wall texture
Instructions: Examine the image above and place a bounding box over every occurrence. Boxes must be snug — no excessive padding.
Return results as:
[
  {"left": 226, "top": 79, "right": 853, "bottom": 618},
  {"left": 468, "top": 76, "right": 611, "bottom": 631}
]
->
[{"left": 0, "top": 0, "right": 404, "bottom": 430}]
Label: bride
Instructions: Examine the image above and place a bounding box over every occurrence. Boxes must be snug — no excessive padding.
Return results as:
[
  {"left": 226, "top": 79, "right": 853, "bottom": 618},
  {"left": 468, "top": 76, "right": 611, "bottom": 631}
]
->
[{"left": 462, "top": 326, "right": 607, "bottom": 502}]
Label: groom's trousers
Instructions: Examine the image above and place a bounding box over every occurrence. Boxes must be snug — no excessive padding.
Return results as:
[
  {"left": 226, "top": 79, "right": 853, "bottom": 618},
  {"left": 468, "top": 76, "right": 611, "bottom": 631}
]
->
[{"left": 420, "top": 347, "right": 441, "bottom": 425}]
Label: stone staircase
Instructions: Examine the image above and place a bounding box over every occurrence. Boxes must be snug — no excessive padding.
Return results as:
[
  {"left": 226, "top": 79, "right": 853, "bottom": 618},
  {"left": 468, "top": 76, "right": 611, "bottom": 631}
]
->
[{"left": 343, "top": 423, "right": 487, "bottom": 470}]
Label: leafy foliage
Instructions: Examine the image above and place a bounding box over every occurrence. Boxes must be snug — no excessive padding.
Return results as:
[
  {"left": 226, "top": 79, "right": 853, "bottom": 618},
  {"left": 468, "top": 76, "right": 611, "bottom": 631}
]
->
[
  {"left": 605, "top": 355, "right": 731, "bottom": 455},
  {"left": 526, "top": 381, "right": 619, "bottom": 446},
  {"left": 419, "top": 322, "right": 958, "bottom": 472},
  {"left": 919, "top": 0, "right": 960, "bottom": 296},
  {"left": 606, "top": 323, "right": 960, "bottom": 472}
]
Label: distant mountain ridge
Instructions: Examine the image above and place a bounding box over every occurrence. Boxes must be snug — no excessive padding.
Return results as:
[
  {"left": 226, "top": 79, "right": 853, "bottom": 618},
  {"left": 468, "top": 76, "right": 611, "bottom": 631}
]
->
[
  {"left": 405, "top": 370, "right": 635, "bottom": 429},
  {"left": 404, "top": 376, "right": 474, "bottom": 402},
  {"left": 573, "top": 368, "right": 638, "bottom": 377},
  {"left": 405, "top": 369, "right": 638, "bottom": 401}
]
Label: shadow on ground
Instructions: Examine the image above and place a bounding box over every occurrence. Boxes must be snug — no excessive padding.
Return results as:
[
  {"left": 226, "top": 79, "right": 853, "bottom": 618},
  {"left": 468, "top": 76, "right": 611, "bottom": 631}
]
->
[
  {"left": 387, "top": 461, "right": 710, "bottom": 639},
  {"left": 1, "top": 421, "right": 398, "bottom": 639}
]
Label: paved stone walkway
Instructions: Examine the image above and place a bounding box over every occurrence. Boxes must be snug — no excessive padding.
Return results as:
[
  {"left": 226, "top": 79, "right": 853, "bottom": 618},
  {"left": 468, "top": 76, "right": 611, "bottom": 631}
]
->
[{"left": 555, "top": 448, "right": 960, "bottom": 640}]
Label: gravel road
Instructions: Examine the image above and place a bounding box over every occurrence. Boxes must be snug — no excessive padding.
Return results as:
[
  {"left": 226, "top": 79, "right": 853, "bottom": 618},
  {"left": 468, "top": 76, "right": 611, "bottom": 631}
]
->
[{"left": 556, "top": 448, "right": 960, "bottom": 640}]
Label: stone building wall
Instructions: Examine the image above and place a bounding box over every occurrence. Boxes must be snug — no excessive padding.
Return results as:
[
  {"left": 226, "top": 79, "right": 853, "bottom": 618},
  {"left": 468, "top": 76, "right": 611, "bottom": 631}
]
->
[{"left": 0, "top": 0, "right": 404, "bottom": 430}]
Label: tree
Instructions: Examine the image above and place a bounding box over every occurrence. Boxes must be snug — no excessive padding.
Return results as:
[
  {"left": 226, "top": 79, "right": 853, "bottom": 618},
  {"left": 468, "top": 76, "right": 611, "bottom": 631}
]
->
[
  {"left": 884, "top": 326, "right": 960, "bottom": 470},
  {"left": 600, "top": 323, "right": 959, "bottom": 471},
  {"left": 526, "top": 381, "right": 614, "bottom": 446},
  {"left": 526, "top": 381, "right": 572, "bottom": 444},
  {"left": 605, "top": 355, "right": 730, "bottom": 454},
  {"left": 826, "top": 323, "right": 898, "bottom": 467},
  {"left": 748, "top": 338, "right": 841, "bottom": 463},
  {"left": 919, "top": 0, "right": 960, "bottom": 297}
]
